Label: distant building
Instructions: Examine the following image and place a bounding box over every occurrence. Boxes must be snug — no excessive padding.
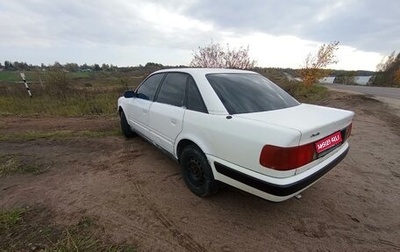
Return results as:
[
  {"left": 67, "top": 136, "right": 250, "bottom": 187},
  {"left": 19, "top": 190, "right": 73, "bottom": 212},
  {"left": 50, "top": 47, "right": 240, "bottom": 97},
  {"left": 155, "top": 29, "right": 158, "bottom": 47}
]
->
[
  {"left": 319, "top": 77, "right": 336, "bottom": 84},
  {"left": 353, "top": 76, "right": 373, "bottom": 85},
  {"left": 319, "top": 75, "right": 374, "bottom": 85},
  {"left": 283, "top": 72, "right": 302, "bottom": 82}
]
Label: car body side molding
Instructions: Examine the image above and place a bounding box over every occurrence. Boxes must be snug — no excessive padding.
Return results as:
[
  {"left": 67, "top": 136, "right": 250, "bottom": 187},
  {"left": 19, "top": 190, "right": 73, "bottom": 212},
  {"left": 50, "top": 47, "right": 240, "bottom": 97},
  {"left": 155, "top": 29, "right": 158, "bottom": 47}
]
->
[{"left": 214, "top": 146, "right": 349, "bottom": 197}]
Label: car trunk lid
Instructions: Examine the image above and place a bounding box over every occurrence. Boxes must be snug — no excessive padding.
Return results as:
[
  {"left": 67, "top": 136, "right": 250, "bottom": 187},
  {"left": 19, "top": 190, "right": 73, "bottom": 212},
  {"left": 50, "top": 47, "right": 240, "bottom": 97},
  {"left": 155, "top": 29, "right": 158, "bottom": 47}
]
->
[{"left": 236, "top": 104, "right": 354, "bottom": 146}]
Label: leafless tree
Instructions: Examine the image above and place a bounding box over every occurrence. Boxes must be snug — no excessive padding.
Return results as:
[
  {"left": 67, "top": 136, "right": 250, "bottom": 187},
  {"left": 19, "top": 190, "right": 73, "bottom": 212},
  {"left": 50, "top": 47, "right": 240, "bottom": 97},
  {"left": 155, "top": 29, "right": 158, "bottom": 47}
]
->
[{"left": 190, "top": 42, "right": 256, "bottom": 69}]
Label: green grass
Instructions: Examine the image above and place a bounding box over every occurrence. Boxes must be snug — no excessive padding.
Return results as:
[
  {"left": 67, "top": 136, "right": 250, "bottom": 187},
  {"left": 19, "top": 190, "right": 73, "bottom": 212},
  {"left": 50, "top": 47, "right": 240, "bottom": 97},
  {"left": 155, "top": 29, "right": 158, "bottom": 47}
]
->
[
  {"left": 0, "top": 208, "right": 136, "bottom": 251},
  {"left": 0, "top": 71, "right": 39, "bottom": 82},
  {"left": 0, "top": 71, "right": 91, "bottom": 82},
  {"left": 45, "top": 224, "right": 136, "bottom": 252},
  {"left": 0, "top": 209, "right": 25, "bottom": 232},
  {"left": 69, "top": 71, "right": 92, "bottom": 79},
  {"left": 277, "top": 81, "right": 328, "bottom": 104},
  {"left": 0, "top": 92, "right": 119, "bottom": 116},
  {"left": 0, "top": 69, "right": 330, "bottom": 117},
  {"left": 0, "top": 71, "right": 20, "bottom": 82},
  {"left": 0, "top": 154, "right": 43, "bottom": 176},
  {"left": 0, "top": 69, "right": 129, "bottom": 117},
  {"left": 0, "top": 70, "right": 127, "bottom": 116},
  {"left": 0, "top": 128, "right": 121, "bottom": 142},
  {"left": 294, "top": 84, "right": 328, "bottom": 104}
]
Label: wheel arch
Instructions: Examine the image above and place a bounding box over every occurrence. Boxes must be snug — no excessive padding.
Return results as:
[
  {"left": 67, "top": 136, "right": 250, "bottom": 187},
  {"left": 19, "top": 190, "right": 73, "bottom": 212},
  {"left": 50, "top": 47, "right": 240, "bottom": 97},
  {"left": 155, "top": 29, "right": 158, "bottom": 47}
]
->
[
  {"left": 176, "top": 137, "right": 210, "bottom": 162},
  {"left": 177, "top": 139, "right": 197, "bottom": 161}
]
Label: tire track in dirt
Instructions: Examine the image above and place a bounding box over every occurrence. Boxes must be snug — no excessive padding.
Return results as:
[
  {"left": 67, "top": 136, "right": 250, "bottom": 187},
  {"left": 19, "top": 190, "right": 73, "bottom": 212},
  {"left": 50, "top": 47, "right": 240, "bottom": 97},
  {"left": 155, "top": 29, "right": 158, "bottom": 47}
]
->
[
  {"left": 78, "top": 146, "right": 205, "bottom": 251},
  {"left": 99, "top": 205, "right": 181, "bottom": 250},
  {"left": 133, "top": 183, "right": 206, "bottom": 252}
]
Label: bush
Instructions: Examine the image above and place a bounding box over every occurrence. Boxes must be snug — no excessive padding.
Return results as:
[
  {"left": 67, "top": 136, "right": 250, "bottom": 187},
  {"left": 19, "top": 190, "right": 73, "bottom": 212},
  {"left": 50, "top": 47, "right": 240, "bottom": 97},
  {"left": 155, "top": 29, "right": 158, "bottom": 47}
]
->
[{"left": 45, "top": 68, "right": 71, "bottom": 98}]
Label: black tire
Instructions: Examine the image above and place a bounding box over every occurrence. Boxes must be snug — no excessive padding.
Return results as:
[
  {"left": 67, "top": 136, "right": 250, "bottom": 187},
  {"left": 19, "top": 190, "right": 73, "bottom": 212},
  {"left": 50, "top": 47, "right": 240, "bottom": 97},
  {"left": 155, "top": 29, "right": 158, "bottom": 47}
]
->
[
  {"left": 120, "top": 110, "right": 136, "bottom": 138},
  {"left": 180, "top": 145, "right": 219, "bottom": 197}
]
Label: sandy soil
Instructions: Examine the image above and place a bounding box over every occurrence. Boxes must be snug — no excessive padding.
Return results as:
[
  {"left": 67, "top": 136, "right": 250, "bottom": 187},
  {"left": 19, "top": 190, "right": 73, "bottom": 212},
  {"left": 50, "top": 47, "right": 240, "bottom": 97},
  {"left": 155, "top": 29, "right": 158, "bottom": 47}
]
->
[{"left": 1, "top": 92, "right": 400, "bottom": 251}]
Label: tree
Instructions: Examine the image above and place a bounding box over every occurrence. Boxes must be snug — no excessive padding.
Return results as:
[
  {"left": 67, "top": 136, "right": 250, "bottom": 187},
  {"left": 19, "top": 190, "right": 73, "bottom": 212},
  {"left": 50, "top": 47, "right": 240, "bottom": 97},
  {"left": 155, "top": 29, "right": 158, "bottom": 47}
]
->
[
  {"left": 334, "top": 71, "right": 356, "bottom": 85},
  {"left": 65, "top": 63, "right": 79, "bottom": 72},
  {"left": 190, "top": 41, "right": 256, "bottom": 69},
  {"left": 52, "top": 61, "right": 63, "bottom": 69},
  {"left": 4, "top": 60, "right": 16, "bottom": 71},
  {"left": 93, "top": 64, "right": 101, "bottom": 71},
  {"left": 374, "top": 51, "right": 400, "bottom": 87},
  {"left": 299, "top": 41, "right": 339, "bottom": 86},
  {"left": 101, "top": 63, "right": 110, "bottom": 71},
  {"left": 144, "top": 62, "right": 163, "bottom": 68},
  {"left": 376, "top": 51, "right": 396, "bottom": 72}
]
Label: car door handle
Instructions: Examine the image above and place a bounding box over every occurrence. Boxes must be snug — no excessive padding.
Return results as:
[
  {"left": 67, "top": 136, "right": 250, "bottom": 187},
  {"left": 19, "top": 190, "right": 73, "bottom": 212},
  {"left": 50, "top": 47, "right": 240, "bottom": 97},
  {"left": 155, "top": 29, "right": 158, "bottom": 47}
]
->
[
  {"left": 170, "top": 119, "right": 177, "bottom": 125},
  {"left": 142, "top": 109, "right": 148, "bottom": 114}
]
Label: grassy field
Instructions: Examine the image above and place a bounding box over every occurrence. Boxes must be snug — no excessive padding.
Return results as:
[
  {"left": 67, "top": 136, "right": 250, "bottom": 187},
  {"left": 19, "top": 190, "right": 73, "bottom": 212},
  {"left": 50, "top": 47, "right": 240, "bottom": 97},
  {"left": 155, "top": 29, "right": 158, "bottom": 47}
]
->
[
  {"left": 0, "top": 70, "right": 144, "bottom": 116},
  {"left": 0, "top": 69, "right": 327, "bottom": 117}
]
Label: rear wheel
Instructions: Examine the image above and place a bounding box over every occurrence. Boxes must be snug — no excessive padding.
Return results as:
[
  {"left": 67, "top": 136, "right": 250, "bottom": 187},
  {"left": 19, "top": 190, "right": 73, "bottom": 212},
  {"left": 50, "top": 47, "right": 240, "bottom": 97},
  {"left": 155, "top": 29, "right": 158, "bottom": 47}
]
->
[
  {"left": 180, "top": 145, "right": 219, "bottom": 197},
  {"left": 120, "top": 110, "right": 136, "bottom": 138}
]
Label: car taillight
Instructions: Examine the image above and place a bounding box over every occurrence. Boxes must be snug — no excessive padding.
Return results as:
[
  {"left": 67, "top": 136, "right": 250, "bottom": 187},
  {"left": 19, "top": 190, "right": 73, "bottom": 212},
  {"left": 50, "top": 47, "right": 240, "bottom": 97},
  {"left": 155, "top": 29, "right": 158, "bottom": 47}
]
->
[
  {"left": 344, "top": 123, "right": 352, "bottom": 140},
  {"left": 259, "top": 143, "right": 316, "bottom": 171}
]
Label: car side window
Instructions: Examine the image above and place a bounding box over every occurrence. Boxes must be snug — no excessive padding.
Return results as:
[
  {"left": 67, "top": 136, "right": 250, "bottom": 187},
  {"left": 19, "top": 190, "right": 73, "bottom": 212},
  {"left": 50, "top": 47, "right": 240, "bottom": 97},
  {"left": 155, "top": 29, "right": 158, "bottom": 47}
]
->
[
  {"left": 136, "top": 73, "right": 164, "bottom": 101},
  {"left": 156, "top": 73, "right": 187, "bottom": 107},
  {"left": 187, "top": 77, "right": 208, "bottom": 113}
]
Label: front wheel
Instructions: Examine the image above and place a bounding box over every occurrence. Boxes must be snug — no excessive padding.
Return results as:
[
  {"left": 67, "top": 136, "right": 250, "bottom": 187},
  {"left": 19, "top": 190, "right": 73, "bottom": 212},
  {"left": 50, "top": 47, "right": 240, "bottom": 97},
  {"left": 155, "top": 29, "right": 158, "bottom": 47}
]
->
[
  {"left": 120, "top": 110, "right": 136, "bottom": 138},
  {"left": 180, "top": 145, "right": 219, "bottom": 197}
]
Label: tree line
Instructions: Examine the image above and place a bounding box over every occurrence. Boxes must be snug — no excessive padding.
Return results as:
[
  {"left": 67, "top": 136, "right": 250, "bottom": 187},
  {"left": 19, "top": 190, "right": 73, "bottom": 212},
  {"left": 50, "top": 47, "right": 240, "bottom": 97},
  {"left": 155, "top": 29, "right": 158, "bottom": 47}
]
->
[
  {"left": 0, "top": 61, "right": 166, "bottom": 73},
  {"left": 2, "top": 43, "right": 399, "bottom": 87}
]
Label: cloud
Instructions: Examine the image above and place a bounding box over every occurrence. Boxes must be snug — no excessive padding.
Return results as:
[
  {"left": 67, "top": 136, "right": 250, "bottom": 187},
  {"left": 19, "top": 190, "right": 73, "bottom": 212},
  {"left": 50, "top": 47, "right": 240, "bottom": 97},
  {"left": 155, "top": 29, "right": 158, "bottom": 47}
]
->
[
  {"left": 185, "top": 0, "right": 400, "bottom": 54},
  {"left": 0, "top": 0, "right": 397, "bottom": 70}
]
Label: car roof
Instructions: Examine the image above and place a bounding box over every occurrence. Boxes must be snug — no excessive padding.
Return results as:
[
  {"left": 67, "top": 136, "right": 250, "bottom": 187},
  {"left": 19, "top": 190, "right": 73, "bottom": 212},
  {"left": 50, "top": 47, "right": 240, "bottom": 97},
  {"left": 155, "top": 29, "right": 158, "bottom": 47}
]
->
[
  {"left": 152, "top": 68, "right": 256, "bottom": 75},
  {"left": 147, "top": 68, "right": 260, "bottom": 115}
]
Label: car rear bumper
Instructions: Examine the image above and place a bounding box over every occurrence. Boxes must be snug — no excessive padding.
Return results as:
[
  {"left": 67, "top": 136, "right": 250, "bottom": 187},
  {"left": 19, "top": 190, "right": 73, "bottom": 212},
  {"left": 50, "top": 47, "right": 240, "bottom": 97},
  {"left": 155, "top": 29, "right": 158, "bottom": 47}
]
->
[{"left": 211, "top": 143, "right": 349, "bottom": 202}]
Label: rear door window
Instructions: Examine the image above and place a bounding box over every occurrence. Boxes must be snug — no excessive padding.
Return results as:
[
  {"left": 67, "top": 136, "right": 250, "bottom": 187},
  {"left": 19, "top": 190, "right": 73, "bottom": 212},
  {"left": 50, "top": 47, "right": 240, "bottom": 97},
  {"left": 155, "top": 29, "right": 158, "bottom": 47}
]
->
[{"left": 156, "top": 73, "right": 187, "bottom": 107}]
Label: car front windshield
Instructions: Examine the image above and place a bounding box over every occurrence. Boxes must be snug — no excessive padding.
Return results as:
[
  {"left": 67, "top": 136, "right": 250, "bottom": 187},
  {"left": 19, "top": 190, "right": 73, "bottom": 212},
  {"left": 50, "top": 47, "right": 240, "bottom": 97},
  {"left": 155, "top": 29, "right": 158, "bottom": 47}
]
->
[{"left": 206, "top": 73, "right": 300, "bottom": 114}]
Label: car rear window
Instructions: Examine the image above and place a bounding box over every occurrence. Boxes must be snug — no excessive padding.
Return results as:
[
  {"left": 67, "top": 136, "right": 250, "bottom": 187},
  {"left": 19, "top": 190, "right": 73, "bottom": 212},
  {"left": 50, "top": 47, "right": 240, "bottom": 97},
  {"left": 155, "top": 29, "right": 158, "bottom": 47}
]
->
[{"left": 206, "top": 73, "right": 299, "bottom": 114}]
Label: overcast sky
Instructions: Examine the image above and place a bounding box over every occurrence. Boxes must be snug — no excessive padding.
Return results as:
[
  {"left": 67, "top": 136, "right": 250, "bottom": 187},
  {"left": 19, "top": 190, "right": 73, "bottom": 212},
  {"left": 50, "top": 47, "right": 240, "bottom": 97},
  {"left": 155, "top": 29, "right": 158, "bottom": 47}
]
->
[{"left": 0, "top": 0, "right": 399, "bottom": 71}]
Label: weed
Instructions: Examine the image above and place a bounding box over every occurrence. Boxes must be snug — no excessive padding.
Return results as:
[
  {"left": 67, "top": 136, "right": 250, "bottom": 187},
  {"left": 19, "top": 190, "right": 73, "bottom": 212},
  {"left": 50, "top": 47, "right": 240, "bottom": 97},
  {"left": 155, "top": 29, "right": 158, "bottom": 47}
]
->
[
  {"left": 256, "top": 68, "right": 328, "bottom": 104},
  {"left": 0, "top": 154, "right": 43, "bottom": 176},
  {"left": 294, "top": 84, "right": 328, "bottom": 103},
  {"left": 0, "top": 91, "right": 118, "bottom": 116},
  {"left": 0, "top": 70, "right": 123, "bottom": 116},
  {"left": 276, "top": 80, "right": 328, "bottom": 104},
  {"left": 0, "top": 209, "right": 25, "bottom": 233},
  {"left": 0, "top": 207, "right": 136, "bottom": 251},
  {"left": 0, "top": 129, "right": 121, "bottom": 142}
]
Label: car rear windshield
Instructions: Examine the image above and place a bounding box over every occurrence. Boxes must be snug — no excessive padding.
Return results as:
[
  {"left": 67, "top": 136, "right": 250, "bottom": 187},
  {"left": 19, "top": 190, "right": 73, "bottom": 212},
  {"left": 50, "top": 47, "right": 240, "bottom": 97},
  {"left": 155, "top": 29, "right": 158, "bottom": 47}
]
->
[{"left": 206, "top": 73, "right": 300, "bottom": 114}]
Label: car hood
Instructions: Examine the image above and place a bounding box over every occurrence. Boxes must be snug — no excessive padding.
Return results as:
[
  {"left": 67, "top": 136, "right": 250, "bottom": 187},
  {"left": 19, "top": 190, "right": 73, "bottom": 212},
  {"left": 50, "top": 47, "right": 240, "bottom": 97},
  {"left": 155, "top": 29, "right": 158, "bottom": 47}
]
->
[{"left": 235, "top": 104, "right": 354, "bottom": 145}]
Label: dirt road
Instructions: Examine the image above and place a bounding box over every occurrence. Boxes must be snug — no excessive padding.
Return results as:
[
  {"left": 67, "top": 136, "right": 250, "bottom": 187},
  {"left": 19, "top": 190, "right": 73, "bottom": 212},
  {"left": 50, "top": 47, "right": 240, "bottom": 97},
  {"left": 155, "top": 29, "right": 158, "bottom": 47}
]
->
[
  {"left": 1, "top": 92, "right": 400, "bottom": 251},
  {"left": 322, "top": 83, "right": 400, "bottom": 100}
]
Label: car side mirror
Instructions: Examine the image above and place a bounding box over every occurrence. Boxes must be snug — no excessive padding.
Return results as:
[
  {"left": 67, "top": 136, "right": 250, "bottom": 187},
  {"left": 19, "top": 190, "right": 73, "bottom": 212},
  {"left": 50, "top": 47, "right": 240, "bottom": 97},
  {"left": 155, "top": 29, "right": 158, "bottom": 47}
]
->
[{"left": 123, "top": 90, "right": 136, "bottom": 98}]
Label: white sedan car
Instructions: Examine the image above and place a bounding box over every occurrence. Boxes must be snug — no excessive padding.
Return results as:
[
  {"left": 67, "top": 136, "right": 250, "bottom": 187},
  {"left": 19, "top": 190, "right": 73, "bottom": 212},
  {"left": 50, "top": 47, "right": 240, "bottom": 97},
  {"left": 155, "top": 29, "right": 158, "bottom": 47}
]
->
[{"left": 118, "top": 68, "right": 354, "bottom": 202}]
